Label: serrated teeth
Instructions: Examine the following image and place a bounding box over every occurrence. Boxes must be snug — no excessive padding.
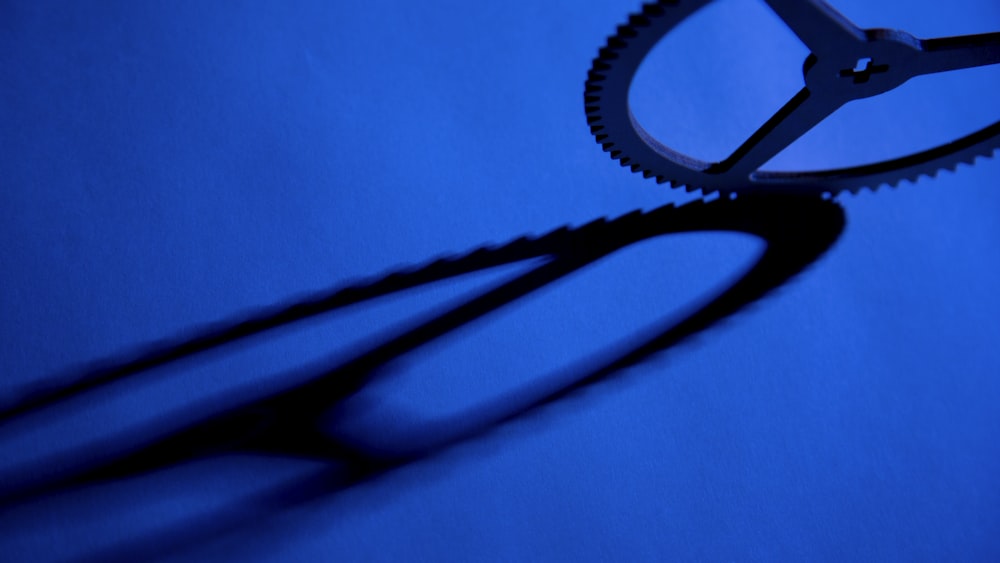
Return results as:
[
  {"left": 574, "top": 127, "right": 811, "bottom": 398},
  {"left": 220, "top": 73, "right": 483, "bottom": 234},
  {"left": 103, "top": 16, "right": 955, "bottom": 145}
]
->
[
  {"left": 584, "top": 0, "right": 1000, "bottom": 201},
  {"left": 628, "top": 14, "right": 651, "bottom": 27},
  {"left": 598, "top": 47, "right": 619, "bottom": 60},
  {"left": 616, "top": 25, "right": 638, "bottom": 38},
  {"left": 643, "top": 4, "right": 667, "bottom": 17}
]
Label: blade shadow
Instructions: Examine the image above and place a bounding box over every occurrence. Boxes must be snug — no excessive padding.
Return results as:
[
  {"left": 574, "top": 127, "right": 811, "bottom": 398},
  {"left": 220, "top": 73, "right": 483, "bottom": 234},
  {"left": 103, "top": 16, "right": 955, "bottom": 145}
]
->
[{"left": 0, "top": 193, "right": 845, "bottom": 562}]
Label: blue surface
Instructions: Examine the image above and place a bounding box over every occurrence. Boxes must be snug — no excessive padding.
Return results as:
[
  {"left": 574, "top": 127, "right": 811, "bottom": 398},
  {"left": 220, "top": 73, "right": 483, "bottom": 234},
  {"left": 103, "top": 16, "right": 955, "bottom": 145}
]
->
[{"left": 1, "top": 0, "right": 999, "bottom": 560}]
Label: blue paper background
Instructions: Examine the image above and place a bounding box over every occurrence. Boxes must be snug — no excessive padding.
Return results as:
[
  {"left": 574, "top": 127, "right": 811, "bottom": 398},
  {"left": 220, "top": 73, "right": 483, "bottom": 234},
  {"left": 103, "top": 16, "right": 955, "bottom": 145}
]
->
[{"left": 1, "top": 0, "right": 999, "bottom": 560}]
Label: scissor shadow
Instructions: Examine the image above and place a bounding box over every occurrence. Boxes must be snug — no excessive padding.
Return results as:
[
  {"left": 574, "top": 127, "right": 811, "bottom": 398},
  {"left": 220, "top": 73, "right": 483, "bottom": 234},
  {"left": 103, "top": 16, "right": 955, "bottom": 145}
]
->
[{"left": 0, "top": 193, "right": 845, "bottom": 561}]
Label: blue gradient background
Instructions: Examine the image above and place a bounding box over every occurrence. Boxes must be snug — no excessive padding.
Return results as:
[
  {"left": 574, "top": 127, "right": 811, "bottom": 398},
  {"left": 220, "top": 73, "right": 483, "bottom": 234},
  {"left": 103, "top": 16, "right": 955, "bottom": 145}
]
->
[{"left": 1, "top": 0, "right": 999, "bottom": 560}]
